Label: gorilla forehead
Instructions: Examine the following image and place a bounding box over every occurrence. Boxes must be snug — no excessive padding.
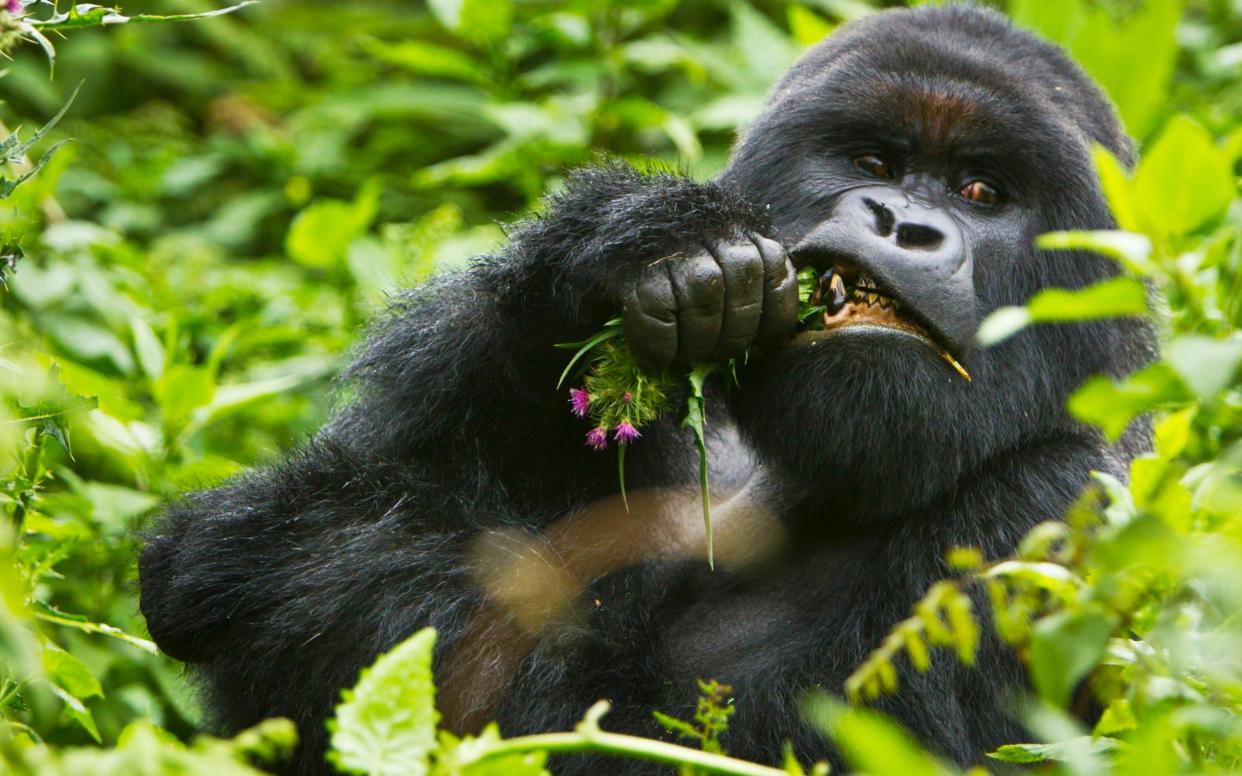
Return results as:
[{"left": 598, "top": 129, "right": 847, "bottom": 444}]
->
[{"left": 727, "top": 6, "right": 1131, "bottom": 185}]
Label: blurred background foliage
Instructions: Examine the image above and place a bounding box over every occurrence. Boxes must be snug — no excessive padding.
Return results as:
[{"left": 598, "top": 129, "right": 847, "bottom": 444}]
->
[{"left": 0, "top": 0, "right": 1239, "bottom": 773}]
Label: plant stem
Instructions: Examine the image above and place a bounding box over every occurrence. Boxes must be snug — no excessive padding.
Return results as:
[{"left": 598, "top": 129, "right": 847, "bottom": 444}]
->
[{"left": 468, "top": 729, "right": 788, "bottom": 776}]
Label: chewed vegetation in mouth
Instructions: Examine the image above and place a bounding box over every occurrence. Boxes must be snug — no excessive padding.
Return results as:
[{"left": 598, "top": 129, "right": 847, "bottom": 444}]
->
[{"left": 795, "top": 266, "right": 971, "bottom": 381}]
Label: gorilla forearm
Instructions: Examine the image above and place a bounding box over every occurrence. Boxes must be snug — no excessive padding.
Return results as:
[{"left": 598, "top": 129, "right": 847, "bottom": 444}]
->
[{"left": 334, "top": 162, "right": 770, "bottom": 465}]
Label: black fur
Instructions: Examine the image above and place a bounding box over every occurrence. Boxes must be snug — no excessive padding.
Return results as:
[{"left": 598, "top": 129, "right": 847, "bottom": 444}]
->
[{"left": 139, "top": 7, "right": 1156, "bottom": 774}]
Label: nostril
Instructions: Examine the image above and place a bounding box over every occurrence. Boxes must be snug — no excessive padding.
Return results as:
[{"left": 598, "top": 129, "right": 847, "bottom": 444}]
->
[
  {"left": 895, "top": 222, "right": 944, "bottom": 250},
  {"left": 863, "top": 197, "right": 895, "bottom": 237}
]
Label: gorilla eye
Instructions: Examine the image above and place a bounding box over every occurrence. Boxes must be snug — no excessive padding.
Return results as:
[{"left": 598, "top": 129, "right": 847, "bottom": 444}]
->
[
  {"left": 959, "top": 179, "right": 1001, "bottom": 206},
  {"left": 853, "top": 154, "right": 893, "bottom": 179}
]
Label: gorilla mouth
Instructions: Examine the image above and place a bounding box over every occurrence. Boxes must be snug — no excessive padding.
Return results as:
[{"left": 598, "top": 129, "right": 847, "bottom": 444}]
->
[{"left": 795, "top": 265, "right": 972, "bottom": 381}]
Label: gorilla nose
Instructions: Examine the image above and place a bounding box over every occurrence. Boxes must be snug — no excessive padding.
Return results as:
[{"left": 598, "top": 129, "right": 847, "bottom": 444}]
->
[
  {"left": 791, "top": 187, "right": 977, "bottom": 357},
  {"left": 862, "top": 194, "right": 954, "bottom": 254}
]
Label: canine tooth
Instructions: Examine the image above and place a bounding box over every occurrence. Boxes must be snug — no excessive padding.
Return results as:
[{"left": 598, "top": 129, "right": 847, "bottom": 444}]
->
[
  {"left": 827, "top": 272, "right": 847, "bottom": 314},
  {"left": 867, "top": 292, "right": 878, "bottom": 305}
]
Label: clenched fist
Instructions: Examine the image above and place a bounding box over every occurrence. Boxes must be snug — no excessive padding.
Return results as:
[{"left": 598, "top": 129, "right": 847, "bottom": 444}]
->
[{"left": 620, "top": 234, "right": 799, "bottom": 370}]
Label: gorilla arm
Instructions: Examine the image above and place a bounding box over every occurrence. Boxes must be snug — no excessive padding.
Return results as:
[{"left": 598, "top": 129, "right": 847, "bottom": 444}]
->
[{"left": 136, "top": 163, "right": 786, "bottom": 765}]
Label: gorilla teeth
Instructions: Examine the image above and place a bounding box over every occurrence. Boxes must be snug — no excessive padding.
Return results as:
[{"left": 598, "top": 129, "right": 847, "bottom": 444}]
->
[{"left": 826, "top": 272, "right": 847, "bottom": 314}]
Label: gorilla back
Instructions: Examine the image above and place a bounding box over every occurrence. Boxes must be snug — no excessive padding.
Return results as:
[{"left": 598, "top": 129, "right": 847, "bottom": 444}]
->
[{"left": 139, "top": 6, "right": 1155, "bottom": 774}]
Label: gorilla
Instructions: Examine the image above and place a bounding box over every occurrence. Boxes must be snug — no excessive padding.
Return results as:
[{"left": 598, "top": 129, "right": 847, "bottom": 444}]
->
[{"left": 139, "top": 5, "right": 1155, "bottom": 774}]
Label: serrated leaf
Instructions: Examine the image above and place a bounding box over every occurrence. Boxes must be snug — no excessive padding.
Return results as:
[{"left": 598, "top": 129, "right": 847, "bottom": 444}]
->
[{"left": 329, "top": 628, "right": 439, "bottom": 776}]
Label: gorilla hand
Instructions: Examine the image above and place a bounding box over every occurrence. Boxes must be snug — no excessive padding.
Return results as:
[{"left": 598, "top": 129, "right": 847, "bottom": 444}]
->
[{"left": 620, "top": 235, "right": 798, "bottom": 370}]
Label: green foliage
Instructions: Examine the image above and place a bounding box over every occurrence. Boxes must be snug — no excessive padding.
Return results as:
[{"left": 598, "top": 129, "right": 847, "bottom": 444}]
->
[
  {"left": 329, "top": 628, "right": 439, "bottom": 776},
  {"left": 652, "top": 678, "right": 737, "bottom": 756},
  {"left": 0, "top": 0, "right": 1240, "bottom": 774}
]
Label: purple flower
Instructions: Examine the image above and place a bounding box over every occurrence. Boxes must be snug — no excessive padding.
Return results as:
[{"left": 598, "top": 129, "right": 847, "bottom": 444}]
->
[
  {"left": 6, "top": 0, "right": 21, "bottom": 14},
  {"left": 569, "top": 388, "right": 590, "bottom": 418},
  {"left": 621, "top": 391, "right": 633, "bottom": 403},
  {"left": 585, "top": 426, "right": 609, "bottom": 451},
  {"left": 614, "top": 421, "right": 641, "bottom": 445}
]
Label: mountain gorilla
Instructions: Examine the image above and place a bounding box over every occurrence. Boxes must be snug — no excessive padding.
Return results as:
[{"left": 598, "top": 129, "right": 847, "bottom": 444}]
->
[{"left": 139, "top": 5, "right": 1155, "bottom": 774}]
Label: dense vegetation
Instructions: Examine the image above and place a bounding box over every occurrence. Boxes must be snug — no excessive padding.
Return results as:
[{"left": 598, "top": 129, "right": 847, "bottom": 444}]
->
[{"left": 0, "top": 0, "right": 1239, "bottom": 773}]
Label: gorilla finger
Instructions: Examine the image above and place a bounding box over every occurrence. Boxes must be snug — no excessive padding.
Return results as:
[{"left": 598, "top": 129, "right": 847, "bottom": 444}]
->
[
  {"left": 669, "top": 253, "right": 724, "bottom": 364},
  {"left": 621, "top": 265, "right": 678, "bottom": 370},
  {"left": 752, "top": 235, "right": 799, "bottom": 349},
  {"left": 710, "top": 240, "right": 764, "bottom": 359}
]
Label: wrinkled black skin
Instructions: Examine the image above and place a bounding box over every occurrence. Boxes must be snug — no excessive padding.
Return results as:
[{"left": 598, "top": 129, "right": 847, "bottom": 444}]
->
[{"left": 140, "top": 7, "right": 1157, "bottom": 775}]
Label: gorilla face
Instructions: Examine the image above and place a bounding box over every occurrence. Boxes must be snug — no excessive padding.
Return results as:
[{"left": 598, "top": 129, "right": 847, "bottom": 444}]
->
[{"left": 721, "top": 8, "right": 1152, "bottom": 518}]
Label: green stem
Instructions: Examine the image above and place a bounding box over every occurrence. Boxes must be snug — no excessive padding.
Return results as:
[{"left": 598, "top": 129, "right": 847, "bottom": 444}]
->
[
  {"left": 618, "top": 443, "right": 629, "bottom": 513},
  {"left": 467, "top": 729, "right": 786, "bottom": 776}
]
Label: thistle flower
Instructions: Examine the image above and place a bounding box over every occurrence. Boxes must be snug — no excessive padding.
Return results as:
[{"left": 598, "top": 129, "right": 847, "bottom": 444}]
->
[
  {"left": 622, "top": 391, "right": 633, "bottom": 403},
  {"left": 569, "top": 388, "right": 591, "bottom": 418},
  {"left": 5, "top": 0, "right": 20, "bottom": 15},
  {"left": 585, "top": 426, "right": 609, "bottom": 451},
  {"left": 614, "top": 421, "right": 641, "bottom": 445}
]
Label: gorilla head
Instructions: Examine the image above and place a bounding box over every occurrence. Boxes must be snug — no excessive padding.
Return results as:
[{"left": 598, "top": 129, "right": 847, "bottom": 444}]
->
[{"left": 721, "top": 6, "right": 1153, "bottom": 517}]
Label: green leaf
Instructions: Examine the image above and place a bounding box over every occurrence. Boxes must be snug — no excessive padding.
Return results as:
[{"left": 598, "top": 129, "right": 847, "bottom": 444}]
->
[
  {"left": 1029, "top": 607, "right": 1118, "bottom": 707},
  {"left": 1026, "top": 277, "right": 1148, "bottom": 321},
  {"left": 976, "top": 306, "right": 1032, "bottom": 347},
  {"left": 130, "top": 317, "right": 166, "bottom": 381},
  {"left": 1068, "top": 363, "right": 1190, "bottom": 441},
  {"left": 285, "top": 181, "right": 380, "bottom": 271},
  {"left": 49, "top": 684, "right": 101, "bottom": 743},
  {"left": 1036, "top": 230, "right": 1154, "bottom": 276},
  {"left": 155, "top": 365, "right": 217, "bottom": 430},
  {"left": 434, "top": 725, "right": 548, "bottom": 776},
  {"left": 804, "top": 696, "right": 958, "bottom": 776},
  {"left": 989, "top": 737, "right": 1119, "bottom": 764},
  {"left": 362, "top": 39, "right": 489, "bottom": 85},
  {"left": 329, "top": 628, "right": 439, "bottom": 776},
  {"left": 683, "top": 363, "right": 716, "bottom": 569},
  {"left": 1135, "top": 115, "right": 1234, "bottom": 235},
  {"left": 427, "top": 0, "right": 513, "bottom": 44},
  {"left": 977, "top": 277, "right": 1148, "bottom": 346},
  {"left": 1165, "top": 336, "right": 1242, "bottom": 400},
  {"left": 1012, "top": 0, "right": 1180, "bottom": 138},
  {"left": 787, "top": 5, "right": 835, "bottom": 46},
  {"left": 42, "top": 645, "right": 103, "bottom": 701}
]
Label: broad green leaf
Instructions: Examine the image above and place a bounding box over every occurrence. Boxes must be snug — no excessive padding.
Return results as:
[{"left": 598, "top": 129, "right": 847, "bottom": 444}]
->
[
  {"left": 1029, "top": 607, "right": 1118, "bottom": 707},
  {"left": 427, "top": 0, "right": 512, "bottom": 44},
  {"left": 362, "top": 40, "right": 489, "bottom": 85},
  {"left": 787, "top": 5, "right": 835, "bottom": 46},
  {"left": 50, "top": 684, "right": 101, "bottom": 743},
  {"left": 976, "top": 306, "right": 1032, "bottom": 347},
  {"left": 155, "top": 365, "right": 217, "bottom": 429},
  {"left": 130, "top": 317, "right": 166, "bottom": 381},
  {"left": 989, "top": 737, "right": 1119, "bottom": 764},
  {"left": 1026, "top": 277, "right": 1148, "bottom": 321},
  {"left": 43, "top": 645, "right": 103, "bottom": 701},
  {"left": 977, "top": 277, "right": 1148, "bottom": 346},
  {"left": 1165, "top": 335, "right": 1242, "bottom": 400},
  {"left": 804, "top": 696, "right": 959, "bottom": 776},
  {"left": 1135, "top": 116, "right": 1235, "bottom": 235},
  {"left": 1068, "top": 363, "right": 1190, "bottom": 441},
  {"left": 329, "top": 628, "right": 439, "bottom": 776},
  {"left": 1013, "top": 0, "right": 1180, "bottom": 138},
  {"left": 286, "top": 181, "right": 379, "bottom": 271},
  {"left": 1092, "top": 147, "right": 1142, "bottom": 232},
  {"left": 1036, "top": 230, "right": 1154, "bottom": 276}
]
